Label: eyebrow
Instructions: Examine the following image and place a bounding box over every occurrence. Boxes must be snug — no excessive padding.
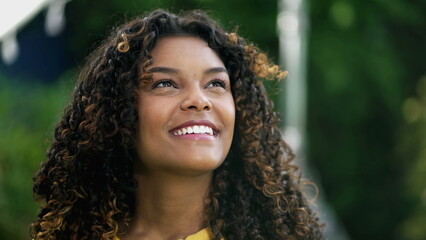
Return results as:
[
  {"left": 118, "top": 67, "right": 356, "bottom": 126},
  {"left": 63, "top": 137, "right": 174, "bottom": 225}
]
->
[
  {"left": 204, "top": 67, "right": 228, "bottom": 74},
  {"left": 147, "top": 67, "right": 179, "bottom": 74},
  {"left": 147, "top": 66, "right": 228, "bottom": 75}
]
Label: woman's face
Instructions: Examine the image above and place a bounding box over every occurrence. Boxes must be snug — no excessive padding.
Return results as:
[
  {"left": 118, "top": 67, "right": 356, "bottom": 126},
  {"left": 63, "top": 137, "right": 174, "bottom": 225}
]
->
[{"left": 135, "top": 36, "right": 235, "bottom": 176}]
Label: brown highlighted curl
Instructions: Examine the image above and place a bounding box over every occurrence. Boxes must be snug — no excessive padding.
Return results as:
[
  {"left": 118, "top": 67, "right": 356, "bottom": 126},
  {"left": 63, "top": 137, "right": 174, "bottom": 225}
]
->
[{"left": 31, "top": 9, "right": 323, "bottom": 240}]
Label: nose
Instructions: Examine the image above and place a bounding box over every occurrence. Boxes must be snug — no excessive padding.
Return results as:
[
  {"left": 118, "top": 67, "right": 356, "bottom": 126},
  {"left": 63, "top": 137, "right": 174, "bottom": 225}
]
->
[{"left": 180, "top": 87, "right": 212, "bottom": 112}]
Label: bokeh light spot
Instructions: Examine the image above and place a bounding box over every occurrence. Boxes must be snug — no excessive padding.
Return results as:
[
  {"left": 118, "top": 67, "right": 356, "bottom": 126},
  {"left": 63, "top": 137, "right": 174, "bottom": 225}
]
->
[
  {"left": 402, "top": 97, "right": 422, "bottom": 123},
  {"left": 330, "top": 1, "right": 355, "bottom": 29}
]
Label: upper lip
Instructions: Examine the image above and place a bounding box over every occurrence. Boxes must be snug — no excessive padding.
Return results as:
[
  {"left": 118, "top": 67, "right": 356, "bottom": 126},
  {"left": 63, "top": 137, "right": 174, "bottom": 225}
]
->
[{"left": 169, "top": 120, "right": 219, "bottom": 134}]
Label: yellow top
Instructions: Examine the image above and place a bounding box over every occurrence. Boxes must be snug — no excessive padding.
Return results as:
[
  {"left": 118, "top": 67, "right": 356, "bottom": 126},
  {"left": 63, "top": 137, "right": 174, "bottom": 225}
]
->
[
  {"left": 115, "top": 227, "right": 217, "bottom": 240},
  {"left": 179, "top": 227, "right": 214, "bottom": 240}
]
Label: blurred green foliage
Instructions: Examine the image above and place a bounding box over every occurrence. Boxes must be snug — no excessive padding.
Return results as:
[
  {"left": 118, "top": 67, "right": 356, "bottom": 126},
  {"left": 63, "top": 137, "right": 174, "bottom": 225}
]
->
[
  {"left": 307, "top": 0, "right": 426, "bottom": 239},
  {"left": 0, "top": 73, "right": 73, "bottom": 239},
  {"left": 398, "top": 75, "right": 426, "bottom": 239},
  {"left": 0, "top": 0, "right": 425, "bottom": 239}
]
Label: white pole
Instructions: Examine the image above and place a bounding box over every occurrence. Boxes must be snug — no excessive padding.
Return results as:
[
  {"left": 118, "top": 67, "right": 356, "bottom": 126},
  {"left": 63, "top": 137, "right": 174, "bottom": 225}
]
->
[{"left": 278, "top": 0, "right": 350, "bottom": 239}]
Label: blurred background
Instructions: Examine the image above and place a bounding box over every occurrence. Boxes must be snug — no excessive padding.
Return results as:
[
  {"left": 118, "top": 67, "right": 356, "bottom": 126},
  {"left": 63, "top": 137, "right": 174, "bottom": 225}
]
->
[{"left": 0, "top": 0, "right": 425, "bottom": 239}]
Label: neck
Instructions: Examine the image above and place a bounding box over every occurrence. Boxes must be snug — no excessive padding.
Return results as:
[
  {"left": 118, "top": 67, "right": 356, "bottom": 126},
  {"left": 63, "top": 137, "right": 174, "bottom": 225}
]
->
[{"left": 128, "top": 171, "right": 212, "bottom": 240}]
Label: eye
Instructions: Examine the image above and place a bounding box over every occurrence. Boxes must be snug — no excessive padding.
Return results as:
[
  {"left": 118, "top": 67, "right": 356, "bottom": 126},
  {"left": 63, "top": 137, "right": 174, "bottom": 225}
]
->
[
  {"left": 152, "top": 79, "right": 177, "bottom": 89},
  {"left": 206, "top": 79, "right": 227, "bottom": 89}
]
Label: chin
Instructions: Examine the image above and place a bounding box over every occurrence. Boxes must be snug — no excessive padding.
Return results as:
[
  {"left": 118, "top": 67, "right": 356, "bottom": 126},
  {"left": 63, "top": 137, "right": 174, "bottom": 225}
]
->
[
  {"left": 185, "top": 159, "right": 224, "bottom": 171},
  {"left": 168, "top": 156, "right": 224, "bottom": 175}
]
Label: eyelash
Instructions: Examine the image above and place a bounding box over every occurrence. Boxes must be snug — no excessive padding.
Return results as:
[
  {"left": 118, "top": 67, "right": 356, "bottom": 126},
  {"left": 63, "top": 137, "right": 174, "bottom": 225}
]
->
[
  {"left": 207, "top": 79, "right": 227, "bottom": 89},
  {"left": 152, "top": 79, "right": 176, "bottom": 89},
  {"left": 151, "top": 78, "right": 227, "bottom": 89}
]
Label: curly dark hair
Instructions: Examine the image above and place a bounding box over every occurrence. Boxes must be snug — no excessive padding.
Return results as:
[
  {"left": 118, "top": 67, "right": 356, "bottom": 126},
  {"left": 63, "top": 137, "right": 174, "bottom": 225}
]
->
[{"left": 31, "top": 9, "right": 323, "bottom": 240}]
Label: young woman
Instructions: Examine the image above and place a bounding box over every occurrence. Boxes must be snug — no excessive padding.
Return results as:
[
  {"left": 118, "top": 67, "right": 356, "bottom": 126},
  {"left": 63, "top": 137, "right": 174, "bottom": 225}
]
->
[{"left": 31, "top": 9, "right": 323, "bottom": 240}]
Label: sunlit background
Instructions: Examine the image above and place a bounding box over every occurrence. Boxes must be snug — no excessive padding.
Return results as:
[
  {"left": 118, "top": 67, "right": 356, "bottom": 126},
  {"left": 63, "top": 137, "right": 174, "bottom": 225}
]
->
[{"left": 0, "top": 0, "right": 425, "bottom": 239}]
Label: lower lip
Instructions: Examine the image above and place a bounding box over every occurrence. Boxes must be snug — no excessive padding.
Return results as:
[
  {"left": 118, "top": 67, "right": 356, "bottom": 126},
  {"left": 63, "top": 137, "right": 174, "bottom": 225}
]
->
[{"left": 171, "top": 133, "right": 216, "bottom": 141}]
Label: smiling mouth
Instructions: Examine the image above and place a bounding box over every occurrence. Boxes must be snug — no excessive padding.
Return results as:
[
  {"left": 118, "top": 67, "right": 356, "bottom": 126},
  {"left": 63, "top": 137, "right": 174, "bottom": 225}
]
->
[
  {"left": 172, "top": 125, "right": 215, "bottom": 136},
  {"left": 170, "top": 120, "right": 219, "bottom": 137}
]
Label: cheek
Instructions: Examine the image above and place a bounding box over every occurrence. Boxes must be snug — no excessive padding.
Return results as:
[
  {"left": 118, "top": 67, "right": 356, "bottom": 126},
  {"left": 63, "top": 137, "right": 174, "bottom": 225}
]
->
[
  {"left": 216, "top": 96, "right": 236, "bottom": 148},
  {"left": 136, "top": 99, "right": 164, "bottom": 144},
  {"left": 223, "top": 97, "right": 236, "bottom": 127},
  {"left": 137, "top": 96, "right": 168, "bottom": 126},
  {"left": 137, "top": 105, "right": 151, "bottom": 133}
]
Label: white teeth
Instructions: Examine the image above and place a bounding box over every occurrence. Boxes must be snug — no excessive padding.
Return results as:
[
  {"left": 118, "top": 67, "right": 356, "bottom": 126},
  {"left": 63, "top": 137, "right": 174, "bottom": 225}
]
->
[
  {"left": 173, "top": 125, "right": 214, "bottom": 136},
  {"left": 193, "top": 126, "right": 200, "bottom": 133},
  {"left": 187, "top": 127, "right": 193, "bottom": 134}
]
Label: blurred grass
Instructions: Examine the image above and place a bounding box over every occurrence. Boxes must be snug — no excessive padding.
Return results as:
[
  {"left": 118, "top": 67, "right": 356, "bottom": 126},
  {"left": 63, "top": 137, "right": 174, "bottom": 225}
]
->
[{"left": 0, "top": 72, "right": 74, "bottom": 240}]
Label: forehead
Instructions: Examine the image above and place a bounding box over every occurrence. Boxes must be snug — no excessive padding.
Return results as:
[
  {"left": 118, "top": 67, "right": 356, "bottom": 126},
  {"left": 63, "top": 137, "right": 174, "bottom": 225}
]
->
[{"left": 149, "top": 36, "right": 225, "bottom": 68}]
